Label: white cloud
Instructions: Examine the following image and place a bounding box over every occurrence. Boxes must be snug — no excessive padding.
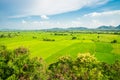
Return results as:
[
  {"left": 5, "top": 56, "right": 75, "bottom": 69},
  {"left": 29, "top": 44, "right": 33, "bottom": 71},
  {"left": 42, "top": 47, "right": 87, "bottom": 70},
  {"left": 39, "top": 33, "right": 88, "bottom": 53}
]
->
[
  {"left": 2, "top": 9, "right": 120, "bottom": 29},
  {"left": 40, "top": 15, "right": 49, "bottom": 19},
  {"left": 84, "top": 10, "right": 120, "bottom": 17},
  {"left": 22, "top": 20, "right": 27, "bottom": 24},
  {"left": 6, "top": 10, "right": 120, "bottom": 29},
  {"left": 77, "top": 10, "right": 120, "bottom": 28},
  {"left": 8, "top": 0, "right": 108, "bottom": 18}
]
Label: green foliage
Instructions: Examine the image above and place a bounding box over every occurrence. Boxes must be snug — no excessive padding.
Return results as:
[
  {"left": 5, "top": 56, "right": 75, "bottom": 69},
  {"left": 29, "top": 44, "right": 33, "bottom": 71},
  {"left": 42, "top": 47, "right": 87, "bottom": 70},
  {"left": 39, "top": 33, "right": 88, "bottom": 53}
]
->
[
  {"left": 43, "top": 38, "right": 55, "bottom": 41},
  {"left": 48, "top": 53, "right": 103, "bottom": 80},
  {"left": 0, "top": 46, "right": 45, "bottom": 80},
  {"left": 48, "top": 53, "right": 120, "bottom": 80},
  {"left": 32, "top": 36, "right": 37, "bottom": 39},
  {"left": 0, "top": 34, "right": 5, "bottom": 38},
  {"left": 111, "top": 39, "right": 117, "bottom": 43},
  {"left": 72, "top": 36, "right": 77, "bottom": 40},
  {"left": 14, "top": 46, "right": 29, "bottom": 55},
  {"left": 0, "top": 45, "right": 120, "bottom": 80},
  {"left": 101, "top": 60, "right": 120, "bottom": 80}
]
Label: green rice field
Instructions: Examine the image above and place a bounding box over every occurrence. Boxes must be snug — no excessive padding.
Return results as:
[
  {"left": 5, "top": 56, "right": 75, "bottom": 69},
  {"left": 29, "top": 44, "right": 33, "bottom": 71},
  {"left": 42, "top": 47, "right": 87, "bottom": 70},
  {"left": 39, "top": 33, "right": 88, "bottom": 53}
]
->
[{"left": 0, "top": 31, "right": 120, "bottom": 64}]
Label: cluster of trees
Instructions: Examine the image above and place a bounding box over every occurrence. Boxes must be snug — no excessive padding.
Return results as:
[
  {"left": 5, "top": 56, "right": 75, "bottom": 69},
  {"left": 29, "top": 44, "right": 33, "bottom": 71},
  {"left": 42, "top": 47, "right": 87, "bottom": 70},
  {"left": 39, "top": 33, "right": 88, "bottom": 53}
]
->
[
  {"left": 111, "top": 40, "right": 117, "bottom": 43},
  {"left": 0, "top": 46, "right": 46, "bottom": 80},
  {"left": 0, "top": 46, "right": 120, "bottom": 80},
  {"left": 72, "top": 36, "right": 77, "bottom": 40},
  {"left": 54, "top": 33, "right": 68, "bottom": 36},
  {"left": 0, "top": 33, "right": 19, "bottom": 38},
  {"left": 32, "top": 36, "right": 37, "bottom": 39},
  {"left": 43, "top": 38, "right": 55, "bottom": 41}
]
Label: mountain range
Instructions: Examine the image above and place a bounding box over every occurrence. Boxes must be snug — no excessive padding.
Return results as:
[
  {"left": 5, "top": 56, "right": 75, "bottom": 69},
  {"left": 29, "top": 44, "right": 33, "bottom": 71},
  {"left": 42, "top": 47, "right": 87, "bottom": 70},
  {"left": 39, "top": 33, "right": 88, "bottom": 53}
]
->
[{"left": 43, "top": 25, "right": 120, "bottom": 31}]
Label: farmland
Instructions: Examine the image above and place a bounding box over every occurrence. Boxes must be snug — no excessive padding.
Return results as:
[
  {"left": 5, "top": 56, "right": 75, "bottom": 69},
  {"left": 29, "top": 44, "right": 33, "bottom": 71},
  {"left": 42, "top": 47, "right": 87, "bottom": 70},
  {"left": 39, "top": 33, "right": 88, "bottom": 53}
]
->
[{"left": 0, "top": 30, "right": 120, "bottom": 64}]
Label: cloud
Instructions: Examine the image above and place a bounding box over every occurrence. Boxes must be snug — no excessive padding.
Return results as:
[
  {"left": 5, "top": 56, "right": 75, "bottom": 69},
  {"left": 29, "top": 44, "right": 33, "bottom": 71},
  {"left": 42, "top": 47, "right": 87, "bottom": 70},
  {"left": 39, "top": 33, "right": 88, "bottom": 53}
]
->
[
  {"left": 22, "top": 20, "right": 27, "bottom": 24},
  {"left": 84, "top": 10, "right": 120, "bottom": 17},
  {"left": 2, "top": 9, "right": 120, "bottom": 30},
  {"left": 6, "top": 0, "right": 108, "bottom": 18},
  {"left": 40, "top": 15, "right": 49, "bottom": 19},
  {"left": 77, "top": 10, "right": 120, "bottom": 28}
]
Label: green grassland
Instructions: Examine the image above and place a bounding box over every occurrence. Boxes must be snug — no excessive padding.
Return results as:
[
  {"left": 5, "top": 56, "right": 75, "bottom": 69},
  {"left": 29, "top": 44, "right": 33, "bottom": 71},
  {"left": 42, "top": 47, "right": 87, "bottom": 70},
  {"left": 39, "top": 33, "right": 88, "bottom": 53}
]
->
[{"left": 0, "top": 30, "right": 120, "bottom": 64}]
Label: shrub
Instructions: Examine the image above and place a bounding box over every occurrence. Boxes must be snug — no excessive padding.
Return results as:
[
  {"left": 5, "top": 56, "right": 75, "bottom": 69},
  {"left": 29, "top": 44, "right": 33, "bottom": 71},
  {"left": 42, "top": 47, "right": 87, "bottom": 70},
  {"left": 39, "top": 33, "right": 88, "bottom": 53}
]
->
[
  {"left": 48, "top": 53, "right": 104, "bottom": 80},
  {"left": 48, "top": 53, "right": 120, "bottom": 80},
  {"left": 0, "top": 46, "right": 45, "bottom": 80},
  {"left": 111, "top": 40, "right": 117, "bottom": 43},
  {"left": 72, "top": 37, "right": 77, "bottom": 40},
  {"left": 32, "top": 36, "right": 37, "bottom": 39},
  {"left": 0, "top": 34, "right": 5, "bottom": 38},
  {"left": 43, "top": 38, "right": 55, "bottom": 41},
  {"left": 14, "top": 47, "right": 29, "bottom": 55},
  {"left": 0, "top": 45, "right": 7, "bottom": 50},
  {"left": 54, "top": 33, "right": 68, "bottom": 36},
  {"left": 97, "top": 36, "right": 100, "bottom": 38}
]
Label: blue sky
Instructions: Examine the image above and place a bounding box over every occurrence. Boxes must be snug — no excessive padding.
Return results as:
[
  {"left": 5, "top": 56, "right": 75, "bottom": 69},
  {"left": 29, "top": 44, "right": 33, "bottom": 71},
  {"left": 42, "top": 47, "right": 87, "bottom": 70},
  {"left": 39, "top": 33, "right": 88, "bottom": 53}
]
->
[{"left": 0, "top": 0, "right": 120, "bottom": 30}]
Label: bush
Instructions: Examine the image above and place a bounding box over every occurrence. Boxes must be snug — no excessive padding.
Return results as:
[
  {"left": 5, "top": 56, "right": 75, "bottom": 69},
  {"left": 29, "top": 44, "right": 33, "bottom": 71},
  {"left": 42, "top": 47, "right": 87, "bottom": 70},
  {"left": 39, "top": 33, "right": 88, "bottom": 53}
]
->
[
  {"left": 48, "top": 53, "right": 104, "bottom": 80},
  {"left": 0, "top": 34, "right": 5, "bottom": 38},
  {"left": 0, "top": 46, "right": 45, "bottom": 80},
  {"left": 111, "top": 40, "right": 117, "bottom": 43},
  {"left": 14, "top": 47, "right": 29, "bottom": 55},
  {"left": 97, "top": 36, "right": 100, "bottom": 38},
  {"left": 32, "top": 36, "right": 37, "bottom": 39},
  {"left": 43, "top": 38, "right": 55, "bottom": 41},
  {"left": 72, "top": 37, "right": 77, "bottom": 40}
]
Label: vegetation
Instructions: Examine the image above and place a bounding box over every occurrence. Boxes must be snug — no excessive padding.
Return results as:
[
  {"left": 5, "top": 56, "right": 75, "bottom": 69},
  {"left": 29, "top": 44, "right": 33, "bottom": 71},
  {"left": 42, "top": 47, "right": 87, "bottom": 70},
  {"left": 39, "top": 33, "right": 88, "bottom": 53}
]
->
[
  {"left": 0, "top": 30, "right": 120, "bottom": 79},
  {"left": 0, "top": 46, "right": 120, "bottom": 80},
  {"left": 0, "top": 30, "right": 120, "bottom": 64},
  {"left": 111, "top": 39, "right": 117, "bottom": 43},
  {"left": 72, "top": 36, "right": 77, "bottom": 40},
  {"left": 43, "top": 38, "right": 55, "bottom": 41},
  {"left": 0, "top": 46, "right": 46, "bottom": 80}
]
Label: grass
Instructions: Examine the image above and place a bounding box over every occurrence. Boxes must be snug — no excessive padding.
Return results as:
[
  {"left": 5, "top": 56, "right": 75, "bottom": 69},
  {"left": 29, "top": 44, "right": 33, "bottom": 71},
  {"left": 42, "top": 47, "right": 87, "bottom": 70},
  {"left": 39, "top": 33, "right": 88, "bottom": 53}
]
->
[{"left": 0, "top": 31, "right": 120, "bottom": 64}]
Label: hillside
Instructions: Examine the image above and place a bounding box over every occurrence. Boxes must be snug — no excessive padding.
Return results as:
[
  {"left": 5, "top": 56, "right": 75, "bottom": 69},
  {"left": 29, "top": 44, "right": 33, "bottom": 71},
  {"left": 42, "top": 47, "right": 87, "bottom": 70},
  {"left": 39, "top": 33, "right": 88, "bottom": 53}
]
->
[
  {"left": 43, "top": 25, "right": 120, "bottom": 31},
  {"left": 116, "top": 25, "right": 120, "bottom": 29},
  {"left": 97, "top": 25, "right": 115, "bottom": 30}
]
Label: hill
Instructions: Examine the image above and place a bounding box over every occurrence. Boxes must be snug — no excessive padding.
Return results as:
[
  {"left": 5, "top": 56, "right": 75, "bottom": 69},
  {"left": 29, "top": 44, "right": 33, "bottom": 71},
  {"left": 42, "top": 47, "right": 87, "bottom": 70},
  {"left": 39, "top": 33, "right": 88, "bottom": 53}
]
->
[
  {"left": 0, "top": 25, "right": 120, "bottom": 31},
  {"left": 116, "top": 25, "right": 120, "bottom": 29},
  {"left": 68, "top": 27, "right": 88, "bottom": 30},
  {"left": 97, "top": 25, "right": 115, "bottom": 30},
  {"left": 43, "top": 25, "right": 120, "bottom": 31}
]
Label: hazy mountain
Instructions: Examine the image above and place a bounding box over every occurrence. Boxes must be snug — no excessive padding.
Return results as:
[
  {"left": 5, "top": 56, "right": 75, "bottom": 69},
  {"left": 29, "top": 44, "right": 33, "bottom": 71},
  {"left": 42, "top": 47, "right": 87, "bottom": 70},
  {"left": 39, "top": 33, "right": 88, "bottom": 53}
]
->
[
  {"left": 1, "top": 25, "right": 120, "bottom": 31},
  {"left": 68, "top": 27, "right": 88, "bottom": 30},
  {"left": 116, "top": 25, "right": 120, "bottom": 29},
  {"left": 42, "top": 28, "right": 65, "bottom": 31},
  {"left": 97, "top": 25, "right": 115, "bottom": 30},
  {"left": 43, "top": 27, "right": 88, "bottom": 31}
]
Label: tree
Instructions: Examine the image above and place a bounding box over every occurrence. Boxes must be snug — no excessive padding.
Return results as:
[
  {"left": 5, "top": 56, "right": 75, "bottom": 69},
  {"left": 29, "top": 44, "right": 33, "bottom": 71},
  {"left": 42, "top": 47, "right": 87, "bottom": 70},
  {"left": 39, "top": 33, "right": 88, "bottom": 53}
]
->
[
  {"left": 111, "top": 40, "right": 117, "bottom": 43},
  {"left": 72, "top": 37, "right": 77, "bottom": 40},
  {"left": 48, "top": 53, "right": 105, "bottom": 80},
  {"left": 0, "top": 46, "right": 45, "bottom": 80}
]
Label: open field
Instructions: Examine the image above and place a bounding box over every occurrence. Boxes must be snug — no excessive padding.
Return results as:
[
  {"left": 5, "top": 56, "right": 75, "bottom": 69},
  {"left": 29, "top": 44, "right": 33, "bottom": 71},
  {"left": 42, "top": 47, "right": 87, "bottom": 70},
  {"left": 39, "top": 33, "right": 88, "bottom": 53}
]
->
[{"left": 0, "top": 30, "right": 120, "bottom": 64}]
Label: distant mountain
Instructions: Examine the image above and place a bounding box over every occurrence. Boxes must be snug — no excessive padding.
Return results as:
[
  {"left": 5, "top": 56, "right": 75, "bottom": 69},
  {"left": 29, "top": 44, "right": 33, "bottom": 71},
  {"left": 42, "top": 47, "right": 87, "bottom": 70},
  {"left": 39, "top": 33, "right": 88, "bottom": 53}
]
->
[
  {"left": 97, "top": 25, "right": 115, "bottom": 30},
  {"left": 68, "top": 27, "right": 88, "bottom": 30},
  {"left": 42, "top": 27, "right": 88, "bottom": 31},
  {"left": 42, "top": 28, "right": 65, "bottom": 31},
  {"left": 115, "top": 25, "right": 120, "bottom": 29},
  {"left": 42, "top": 25, "right": 120, "bottom": 31}
]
